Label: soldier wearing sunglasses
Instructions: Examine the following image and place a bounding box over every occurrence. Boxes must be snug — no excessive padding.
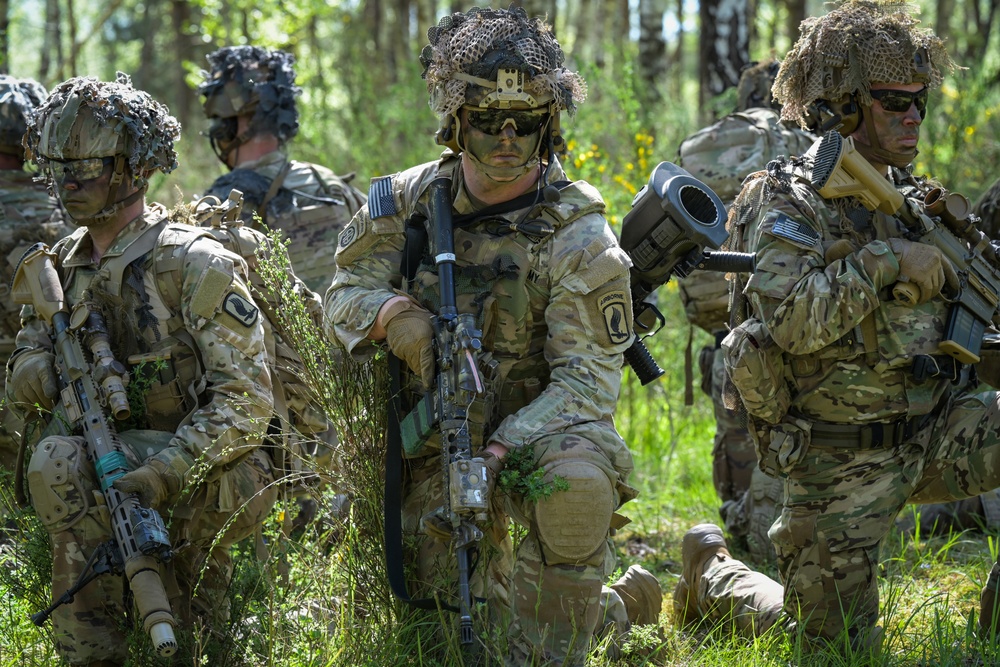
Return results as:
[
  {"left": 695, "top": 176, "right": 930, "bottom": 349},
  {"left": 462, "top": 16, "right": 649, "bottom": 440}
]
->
[
  {"left": 325, "top": 6, "right": 660, "bottom": 665},
  {"left": 673, "top": 0, "right": 1000, "bottom": 656}
]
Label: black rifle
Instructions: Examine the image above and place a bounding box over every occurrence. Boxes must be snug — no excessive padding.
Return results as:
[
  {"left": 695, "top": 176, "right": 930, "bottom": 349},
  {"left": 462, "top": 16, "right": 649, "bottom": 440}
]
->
[
  {"left": 11, "top": 244, "right": 178, "bottom": 657},
  {"left": 619, "top": 161, "right": 756, "bottom": 385}
]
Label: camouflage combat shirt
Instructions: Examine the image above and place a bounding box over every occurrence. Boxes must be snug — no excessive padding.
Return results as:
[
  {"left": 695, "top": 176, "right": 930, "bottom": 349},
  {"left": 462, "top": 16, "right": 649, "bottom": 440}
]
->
[
  {"left": 736, "top": 153, "right": 954, "bottom": 422},
  {"left": 325, "top": 153, "right": 634, "bottom": 451},
  {"left": 12, "top": 207, "right": 272, "bottom": 491},
  {"left": 208, "top": 149, "right": 366, "bottom": 293}
]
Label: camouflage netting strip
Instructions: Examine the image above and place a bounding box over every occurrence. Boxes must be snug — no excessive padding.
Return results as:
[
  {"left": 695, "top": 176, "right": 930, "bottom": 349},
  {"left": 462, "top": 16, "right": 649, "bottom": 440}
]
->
[
  {"left": 27, "top": 72, "right": 179, "bottom": 178},
  {"left": 0, "top": 75, "right": 47, "bottom": 150},
  {"left": 420, "top": 6, "right": 587, "bottom": 117},
  {"left": 773, "top": 0, "right": 957, "bottom": 127}
]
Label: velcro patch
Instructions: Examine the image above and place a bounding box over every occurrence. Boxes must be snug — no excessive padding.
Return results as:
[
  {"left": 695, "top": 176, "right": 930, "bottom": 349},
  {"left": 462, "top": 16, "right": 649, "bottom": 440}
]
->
[
  {"left": 222, "top": 292, "right": 259, "bottom": 327},
  {"left": 770, "top": 213, "right": 820, "bottom": 248},
  {"left": 339, "top": 216, "right": 366, "bottom": 250},
  {"left": 368, "top": 176, "right": 397, "bottom": 219},
  {"left": 599, "top": 290, "right": 631, "bottom": 345}
]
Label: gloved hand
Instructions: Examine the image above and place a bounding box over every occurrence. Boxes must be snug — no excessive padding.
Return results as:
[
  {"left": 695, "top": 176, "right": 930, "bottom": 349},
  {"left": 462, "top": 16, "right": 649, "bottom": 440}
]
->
[
  {"left": 384, "top": 302, "right": 435, "bottom": 388},
  {"left": 7, "top": 350, "right": 58, "bottom": 413},
  {"left": 888, "top": 238, "right": 960, "bottom": 305},
  {"left": 480, "top": 450, "right": 505, "bottom": 501},
  {"left": 113, "top": 460, "right": 172, "bottom": 509}
]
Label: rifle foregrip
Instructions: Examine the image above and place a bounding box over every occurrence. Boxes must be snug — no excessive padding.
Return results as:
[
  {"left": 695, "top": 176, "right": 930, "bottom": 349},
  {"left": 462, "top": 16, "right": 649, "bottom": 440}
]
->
[
  {"left": 699, "top": 251, "right": 756, "bottom": 273},
  {"left": 624, "top": 338, "right": 664, "bottom": 385}
]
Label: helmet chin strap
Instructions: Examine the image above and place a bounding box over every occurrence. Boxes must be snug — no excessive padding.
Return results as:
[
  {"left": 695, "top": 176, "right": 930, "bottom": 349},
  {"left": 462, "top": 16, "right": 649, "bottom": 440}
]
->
[
  {"left": 854, "top": 106, "right": 918, "bottom": 169},
  {"left": 458, "top": 116, "right": 548, "bottom": 183}
]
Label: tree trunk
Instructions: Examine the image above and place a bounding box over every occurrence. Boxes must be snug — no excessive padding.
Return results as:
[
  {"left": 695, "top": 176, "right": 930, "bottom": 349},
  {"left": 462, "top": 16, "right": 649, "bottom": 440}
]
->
[
  {"left": 935, "top": 0, "right": 953, "bottom": 44},
  {"left": 698, "top": 0, "right": 750, "bottom": 123},
  {"left": 638, "top": 0, "right": 668, "bottom": 104},
  {"left": 40, "top": 0, "right": 61, "bottom": 81},
  {"left": 0, "top": 0, "right": 8, "bottom": 74},
  {"left": 64, "top": 0, "right": 77, "bottom": 78},
  {"left": 171, "top": 0, "right": 196, "bottom": 130},
  {"left": 784, "top": 0, "right": 806, "bottom": 46}
]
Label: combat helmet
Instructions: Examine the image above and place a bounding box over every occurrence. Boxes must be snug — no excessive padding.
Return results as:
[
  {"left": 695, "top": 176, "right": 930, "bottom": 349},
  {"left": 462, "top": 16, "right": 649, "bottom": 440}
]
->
[
  {"left": 0, "top": 75, "right": 47, "bottom": 161},
  {"left": 26, "top": 72, "right": 180, "bottom": 222},
  {"left": 420, "top": 5, "right": 586, "bottom": 179},
  {"left": 198, "top": 46, "right": 300, "bottom": 165},
  {"left": 772, "top": 0, "right": 956, "bottom": 168},
  {"left": 736, "top": 60, "right": 782, "bottom": 112}
]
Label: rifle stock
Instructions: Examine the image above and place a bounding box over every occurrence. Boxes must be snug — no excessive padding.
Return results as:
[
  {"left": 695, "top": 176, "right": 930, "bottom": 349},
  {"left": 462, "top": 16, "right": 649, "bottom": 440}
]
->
[
  {"left": 810, "top": 131, "right": 1000, "bottom": 365},
  {"left": 12, "top": 243, "right": 178, "bottom": 657}
]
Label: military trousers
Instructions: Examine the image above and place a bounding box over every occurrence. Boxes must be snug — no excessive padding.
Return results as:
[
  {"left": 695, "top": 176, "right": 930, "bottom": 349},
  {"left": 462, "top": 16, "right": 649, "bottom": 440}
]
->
[
  {"left": 693, "top": 389, "right": 1000, "bottom": 647},
  {"left": 27, "top": 431, "right": 277, "bottom": 665},
  {"left": 401, "top": 425, "right": 635, "bottom": 667}
]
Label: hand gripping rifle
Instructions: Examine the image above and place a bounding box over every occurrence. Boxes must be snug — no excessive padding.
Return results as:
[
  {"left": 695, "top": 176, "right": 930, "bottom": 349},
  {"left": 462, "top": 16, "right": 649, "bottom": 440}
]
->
[
  {"left": 618, "top": 161, "right": 757, "bottom": 385},
  {"left": 11, "top": 243, "right": 178, "bottom": 657},
  {"left": 809, "top": 131, "right": 1000, "bottom": 368}
]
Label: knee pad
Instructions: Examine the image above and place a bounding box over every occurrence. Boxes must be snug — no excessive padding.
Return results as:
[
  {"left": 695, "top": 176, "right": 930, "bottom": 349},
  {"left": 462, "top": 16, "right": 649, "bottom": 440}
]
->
[
  {"left": 534, "top": 461, "right": 614, "bottom": 565},
  {"left": 27, "top": 436, "right": 94, "bottom": 531}
]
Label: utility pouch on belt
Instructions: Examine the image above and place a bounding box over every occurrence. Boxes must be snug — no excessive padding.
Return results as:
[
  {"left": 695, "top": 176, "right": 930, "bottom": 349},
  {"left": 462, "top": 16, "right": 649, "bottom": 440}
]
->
[
  {"left": 756, "top": 416, "right": 811, "bottom": 476},
  {"left": 723, "top": 318, "right": 790, "bottom": 424}
]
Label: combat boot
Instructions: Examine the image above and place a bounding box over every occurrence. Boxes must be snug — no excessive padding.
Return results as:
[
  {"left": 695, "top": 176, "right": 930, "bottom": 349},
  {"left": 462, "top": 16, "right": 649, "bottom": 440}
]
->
[
  {"left": 673, "top": 523, "right": 730, "bottom": 627},
  {"left": 981, "top": 558, "right": 1000, "bottom": 640},
  {"left": 610, "top": 564, "right": 663, "bottom": 625}
]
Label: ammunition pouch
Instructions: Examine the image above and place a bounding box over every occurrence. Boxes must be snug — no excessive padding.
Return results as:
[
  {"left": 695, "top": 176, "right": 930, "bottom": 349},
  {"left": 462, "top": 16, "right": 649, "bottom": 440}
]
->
[
  {"left": 751, "top": 416, "right": 811, "bottom": 477},
  {"left": 723, "top": 318, "right": 791, "bottom": 424}
]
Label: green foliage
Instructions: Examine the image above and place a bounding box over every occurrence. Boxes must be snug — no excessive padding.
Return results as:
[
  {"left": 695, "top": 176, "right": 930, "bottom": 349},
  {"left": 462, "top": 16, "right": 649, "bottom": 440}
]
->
[{"left": 497, "top": 444, "right": 570, "bottom": 503}]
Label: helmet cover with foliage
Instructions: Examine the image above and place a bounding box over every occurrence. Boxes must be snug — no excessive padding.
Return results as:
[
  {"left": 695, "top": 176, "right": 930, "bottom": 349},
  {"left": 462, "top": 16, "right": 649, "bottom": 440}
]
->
[
  {"left": 773, "top": 0, "right": 955, "bottom": 154},
  {"left": 25, "top": 72, "right": 179, "bottom": 222},
  {"left": 419, "top": 5, "right": 586, "bottom": 158},
  {"left": 198, "top": 46, "right": 300, "bottom": 163},
  {"left": 736, "top": 60, "right": 782, "bottom": 112},
  {"left": 0, "top": 75, "right": 47, "bottom": 159}
]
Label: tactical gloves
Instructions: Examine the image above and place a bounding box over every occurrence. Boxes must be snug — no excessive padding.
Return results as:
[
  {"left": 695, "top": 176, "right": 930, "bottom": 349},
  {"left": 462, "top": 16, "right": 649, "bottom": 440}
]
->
[
  {"left": 113, "top": 459, "right": 172, "bottom": 509},
  {"left": 888, "top": 238, "right": 960, "bottom": 305},
  {"left": 384, "top": 300, "right": 436, "bottom": 388},
  {"left": 7, "top": 349, "right": 58, "bottom": 413}
]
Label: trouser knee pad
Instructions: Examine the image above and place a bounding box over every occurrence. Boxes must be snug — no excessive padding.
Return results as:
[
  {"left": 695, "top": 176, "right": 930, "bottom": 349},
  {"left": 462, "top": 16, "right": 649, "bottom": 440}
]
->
[{"left": 535, "top": 460, "right": 614, "bottom": 565}]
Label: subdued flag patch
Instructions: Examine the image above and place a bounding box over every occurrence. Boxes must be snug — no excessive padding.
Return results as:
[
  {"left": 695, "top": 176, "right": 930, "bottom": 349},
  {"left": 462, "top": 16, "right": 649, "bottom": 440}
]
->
[
  {"left": 771, "top": 213, "right": 819, "bottom": 248},
  {"left": 368, "top": 176, "right": 397, "bottom": 219}
]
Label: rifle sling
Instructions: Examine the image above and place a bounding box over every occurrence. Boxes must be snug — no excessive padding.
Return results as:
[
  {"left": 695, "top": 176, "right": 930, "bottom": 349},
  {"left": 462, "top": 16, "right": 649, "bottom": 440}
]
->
[{"left": 384, "top": 353, "right": 456, "bottom": 613}]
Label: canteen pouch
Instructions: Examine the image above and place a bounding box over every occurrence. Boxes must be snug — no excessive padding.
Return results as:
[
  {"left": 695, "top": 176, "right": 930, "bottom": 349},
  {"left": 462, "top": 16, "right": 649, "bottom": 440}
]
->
[{"left": 722, "top": 317, "right": 791, "bottom": 424}]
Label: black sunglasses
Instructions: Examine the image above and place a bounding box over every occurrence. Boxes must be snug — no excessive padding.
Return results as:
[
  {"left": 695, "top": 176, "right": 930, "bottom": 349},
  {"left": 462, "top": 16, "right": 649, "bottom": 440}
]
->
[
  {"left": 464, "top": 106, "right": 548, "bottom": 136},
  {"left": 869, "top": 87, "right": 929, "bottom": 115}
]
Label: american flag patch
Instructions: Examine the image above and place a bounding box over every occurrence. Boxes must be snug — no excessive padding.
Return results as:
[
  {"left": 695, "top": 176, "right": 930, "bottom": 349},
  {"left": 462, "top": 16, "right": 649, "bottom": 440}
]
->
[
  {"left": 368, "top": 176, "right": 397, "bottom": 219},
  {"left": 770, "top": 213, "right": 820, "bottom": 248}
]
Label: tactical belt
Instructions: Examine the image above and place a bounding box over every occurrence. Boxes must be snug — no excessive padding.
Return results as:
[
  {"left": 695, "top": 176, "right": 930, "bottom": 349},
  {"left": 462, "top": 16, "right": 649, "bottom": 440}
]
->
[{"left": 810, "top": 412, "right": 936, "bottom": 449}]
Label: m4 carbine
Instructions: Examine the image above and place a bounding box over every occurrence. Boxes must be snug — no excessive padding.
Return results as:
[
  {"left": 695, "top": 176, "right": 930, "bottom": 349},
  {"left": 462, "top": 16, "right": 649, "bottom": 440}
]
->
[
  {"left": 810, "top": 131, "right": 1000, "bottom": 368},
  {"left": 619, "top": 161, "right": 756, "bottom": 385},
  {"left": 11, "top": 243, "right": 178, "bottom": 658}
]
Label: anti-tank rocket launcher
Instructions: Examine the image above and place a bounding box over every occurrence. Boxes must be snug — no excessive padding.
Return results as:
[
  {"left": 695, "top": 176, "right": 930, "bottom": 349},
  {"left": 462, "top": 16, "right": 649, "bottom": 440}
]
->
[
  {"left": 11, "top": 243, "right": 178, "bottom": 658},
  {"left": 809, "top": 130, "right": 1000, "bottom": 373},
  {"left": 619, "top": 161, "right": 756, "bottom": 385}
]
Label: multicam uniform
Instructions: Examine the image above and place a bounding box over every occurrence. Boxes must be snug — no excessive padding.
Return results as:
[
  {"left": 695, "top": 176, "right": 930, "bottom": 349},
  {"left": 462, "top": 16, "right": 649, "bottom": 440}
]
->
[
  {"left": 0, "top": 170, "right": 69, "bottom": 466},
  {"left": 10, "top": 208, "right": 277, "bottom": 664},
  {"left": 205, "top": 149, "right": 366, "bottom": 293},
  {"left": 689, "top": 151, "right": 1000, "bottom": 645},
  {"left": 326, "top": 153, "right": 637, "bottom": 665},
  {"left": 676, "top": 107, "right": 814, "bottom": 563}
]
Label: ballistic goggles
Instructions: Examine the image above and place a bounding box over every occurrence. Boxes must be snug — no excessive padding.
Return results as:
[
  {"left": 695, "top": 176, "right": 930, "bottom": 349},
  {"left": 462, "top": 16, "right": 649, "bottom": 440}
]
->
[
  {"left": 49, "top": 156, "right": 113, "bottom": 182},
  {"left": 463, "top": 105, "right": 548, "bottom": 136}
]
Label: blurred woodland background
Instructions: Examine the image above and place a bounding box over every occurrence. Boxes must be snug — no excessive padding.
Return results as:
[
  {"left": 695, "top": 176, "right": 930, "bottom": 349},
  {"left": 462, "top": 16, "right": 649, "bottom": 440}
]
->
[{"left": 0, "top": 0, "right": 998, "bottom": 218}]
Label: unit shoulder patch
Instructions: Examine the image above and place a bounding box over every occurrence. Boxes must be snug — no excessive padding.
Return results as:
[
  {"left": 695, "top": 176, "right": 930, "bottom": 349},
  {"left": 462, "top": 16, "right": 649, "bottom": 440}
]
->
[
  {"left": 223, "top": 291, "right": 259, "bottom": 327},
  {"left": 598, "top": 289, "right": 631, "bottom": 346}
]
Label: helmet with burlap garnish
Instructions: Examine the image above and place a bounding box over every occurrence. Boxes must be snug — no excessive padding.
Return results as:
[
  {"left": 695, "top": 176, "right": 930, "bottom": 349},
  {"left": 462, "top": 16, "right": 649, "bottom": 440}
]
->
[
  {"left": 419, "top": 5, "right": 586, "bottom": 177},
  {"left": 772, "top": 0, "right": 956, "bottom": 168},
  {"left": 198, "top": 45, "right": 301, "bottom": 165},
  {"left": 736, "top": 60, "right": 782, "bottom": 112},
  {"left": 25, "top": 72, "right": 180, "bottom": 222},
  {"left": 0, "top": 75, "right": 47, "bottom": 161}
]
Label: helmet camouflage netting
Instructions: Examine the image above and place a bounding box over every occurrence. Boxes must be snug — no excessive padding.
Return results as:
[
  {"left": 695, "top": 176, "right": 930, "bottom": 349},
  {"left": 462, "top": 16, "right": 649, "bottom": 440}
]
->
[
  {"left": 0, "top": 75, "right": 47, "bottom": 156},
  {"left": 199, "top": 45, "right": 300, "bottom": 143},
  {"left": 26, "top": 72, "right": 179, "bottom": 180},
  {"left": 420, "top": 5, "right": 587, "bottom": 118},
  {"left": 773, "top": 0, "right": 957, "bottom": 126}
]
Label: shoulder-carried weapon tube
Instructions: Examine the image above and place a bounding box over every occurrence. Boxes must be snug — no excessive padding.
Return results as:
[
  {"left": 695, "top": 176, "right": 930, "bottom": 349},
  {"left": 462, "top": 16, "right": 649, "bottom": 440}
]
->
[
  {"left": 11, "top": 243, "right": 178, "bottom": 658},
  {"left": 427, "top": 176, "right": 488, "bottom": 646},
  {"left": 618, "top": 161, "right": 756, "bottom": 385},
  {"left": 810, "top": 131, "right": 1000, "bottom": 366}
]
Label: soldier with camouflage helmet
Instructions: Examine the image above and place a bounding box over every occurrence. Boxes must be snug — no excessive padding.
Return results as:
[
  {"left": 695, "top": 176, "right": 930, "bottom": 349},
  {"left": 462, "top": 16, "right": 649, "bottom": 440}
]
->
[
  {"left": 325, "top": 6, "right": 660, "bottom": 664},
  {"left": 198, "top": 45, "right": 366, "bottom": 293},
  {"left": 0, "top": 75, "right": 72, "bottom": 477},
  {"left": 675, "top": 59, "right": 815, "bottom": 565},
  {"left": 6, "top": 74, "right": 277, "bottom": 665},
  {"left": 673, "top": 0, "right": 1000, "bottom": 652}
]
